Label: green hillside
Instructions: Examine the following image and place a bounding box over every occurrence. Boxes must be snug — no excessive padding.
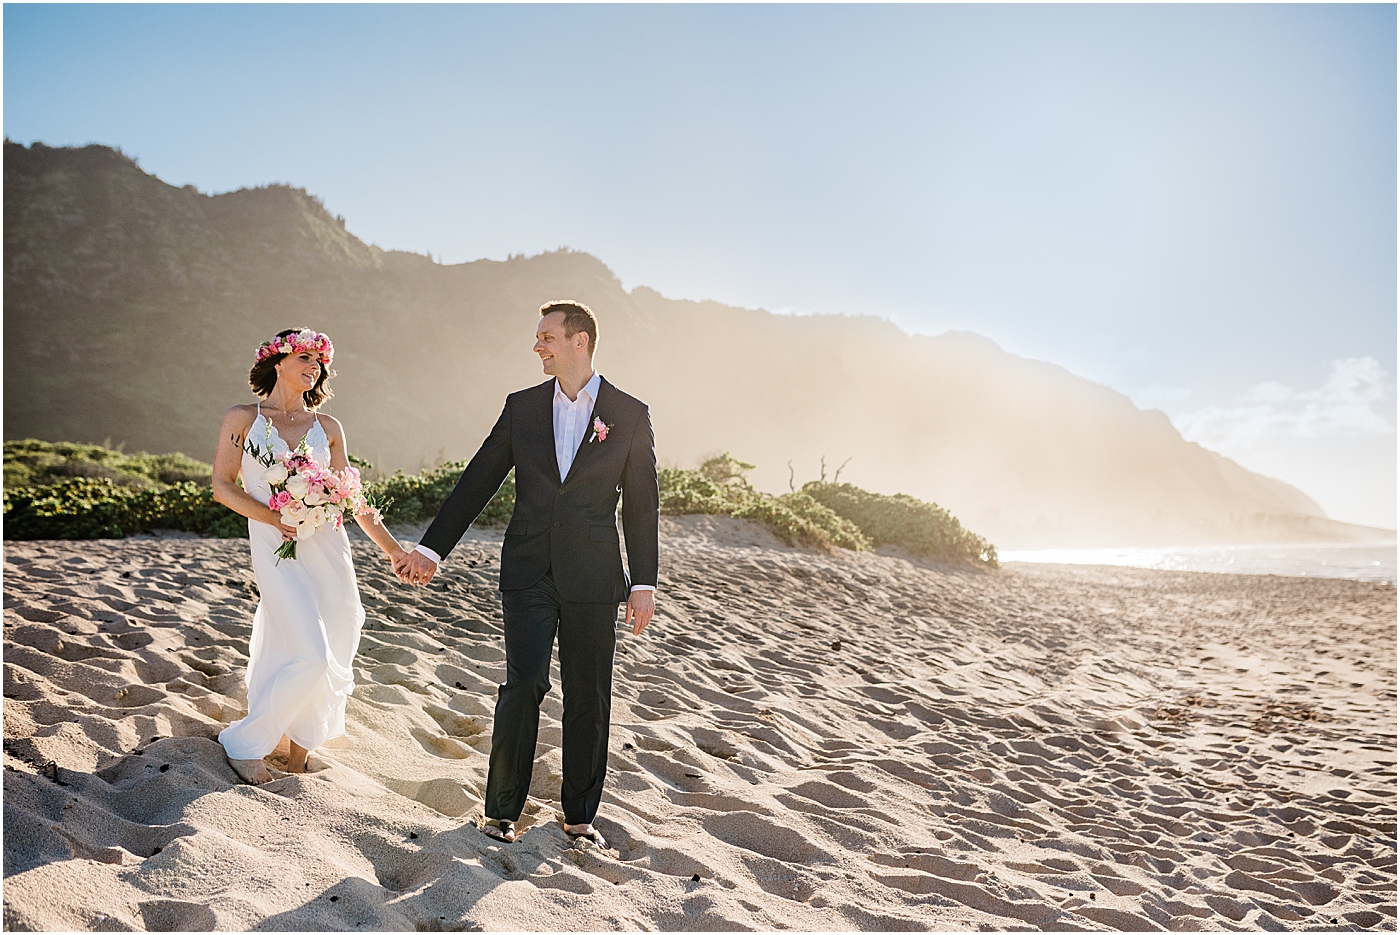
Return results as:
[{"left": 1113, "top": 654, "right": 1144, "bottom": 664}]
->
[{"left": 7, "top": 139, "right": 1377, "bottom": 548}]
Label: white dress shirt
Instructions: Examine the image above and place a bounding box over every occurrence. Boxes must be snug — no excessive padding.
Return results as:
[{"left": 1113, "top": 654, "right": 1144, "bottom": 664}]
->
[
  {"left": 554, "top": 370, "right": 602, "bottom": 482},
  {"left": 415, "top": 372, "right": 653, "bottom": 593}
]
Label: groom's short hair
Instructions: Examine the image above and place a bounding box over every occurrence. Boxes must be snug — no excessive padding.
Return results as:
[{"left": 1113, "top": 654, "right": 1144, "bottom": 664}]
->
[{"left": 539, "top": 300, "right": 598, "bottom": 357}]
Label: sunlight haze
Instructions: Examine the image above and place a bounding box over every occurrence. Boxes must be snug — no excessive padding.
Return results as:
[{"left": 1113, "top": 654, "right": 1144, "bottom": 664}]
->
[{"left": 4, "top": 3, "right": 1394, "bottom": 528}]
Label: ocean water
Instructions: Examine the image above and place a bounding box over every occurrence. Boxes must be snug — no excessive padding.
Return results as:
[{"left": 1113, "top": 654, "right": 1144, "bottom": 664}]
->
[{"left": 999, "top": 543, "right": 1397, "bottom": 584}]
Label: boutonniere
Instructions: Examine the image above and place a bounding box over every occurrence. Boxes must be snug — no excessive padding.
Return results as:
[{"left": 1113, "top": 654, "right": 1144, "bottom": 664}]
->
[{"left": 588, "top": 416, "right": 613, "bottom": 443}]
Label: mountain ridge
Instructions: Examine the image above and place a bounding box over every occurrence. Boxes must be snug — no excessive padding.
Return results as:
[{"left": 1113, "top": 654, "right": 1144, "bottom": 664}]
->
[{"left": 5, "top": 140, "right": 1386, "bottom": 548}]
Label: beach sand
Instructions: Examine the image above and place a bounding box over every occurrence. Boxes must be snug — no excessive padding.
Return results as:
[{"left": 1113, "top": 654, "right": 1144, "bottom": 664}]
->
[{"left": 3, "top": 515, "right": 1395, "bottom": 931}]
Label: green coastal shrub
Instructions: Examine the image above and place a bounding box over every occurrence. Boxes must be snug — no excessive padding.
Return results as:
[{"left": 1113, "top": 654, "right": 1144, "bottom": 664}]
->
[
  {"left": 3, "top": 477, "right": 245, "bottom": 539},
  {"left": 658, "top": 453, "right": 871, "bottom": 552},
  {"left": 152, "top": 482, "right": 250, "bottom": 538},
  {"left": 373, "top": 462, "right": 515, "bottom": 528},
  {"left": 4, "top": 477, "right": 145, "bottom": 539},
  {"left": 802, "top": 481, "right": 998, "bottom": 568},
  {"left": 2, "top": 442, "right": 997, "bottom": 569},
  {"left": 770, "top": 491, "right": 870, "bottom": 552},
  {"left": 0, "top": 439, "right": 515, "bottom": 540},
  {"left": 5, "top": 440, "right": 251, "bottom": 539},
  {"left": 4, "top": 439, "right": 213, "bottom": 490}
]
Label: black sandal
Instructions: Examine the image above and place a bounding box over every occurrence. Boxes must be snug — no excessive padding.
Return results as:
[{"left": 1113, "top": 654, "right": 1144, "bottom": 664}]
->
[
  {"left": 564, "top": 824, "right": 607, "bottom": 849},
  {"left": 481, "top": 819, "right": 516, "bottom": 843}
]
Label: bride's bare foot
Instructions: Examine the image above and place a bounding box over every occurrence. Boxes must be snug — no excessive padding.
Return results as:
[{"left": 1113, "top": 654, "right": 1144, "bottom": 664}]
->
[
  {"left": 286, "top": 741, "right": 310, "bottom": 774},
  {"left": 229, "top": 757, "right": 274, "bottom": 784}
]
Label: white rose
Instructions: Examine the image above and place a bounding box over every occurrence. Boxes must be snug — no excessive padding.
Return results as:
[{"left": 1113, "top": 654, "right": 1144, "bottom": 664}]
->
[
  {"left": 285, "top": 474, "right": 311, "bottom": 499},
  {"left": 308, "top": 506, "right": 327, "bottom": 527},
  {"left": 282, "top": 500, "right": 308, "bottom": 523},
  {"left": 296, "top": 522, "right": 317, "bottom": 541},
  {"left": 304, "top": 488, "right": 326, "bottom": 507},
  {"left": 263, "top": 464, "right": 289, "bottom": 486}
]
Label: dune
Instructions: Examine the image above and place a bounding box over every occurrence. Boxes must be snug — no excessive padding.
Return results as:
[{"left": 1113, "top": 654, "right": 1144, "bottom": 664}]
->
[{"left": 3, "top": 518, "right": 1395, "bottom": 931}]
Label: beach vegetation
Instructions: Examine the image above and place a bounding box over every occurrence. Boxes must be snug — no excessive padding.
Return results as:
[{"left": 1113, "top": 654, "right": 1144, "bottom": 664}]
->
[
  {"left": 802, "top": 481, "right": 999, "bottom": 567},
  {"left": 1, "top": 440, "right": 513, "bottom": 539},
  {"left": 3, "top": 476, "right": 246, "bottom": 539},
  {"left": 369, "top": 462, "right": 515, "bottom": 528},
  {"left": 2, "top": 442, "right": 997, "bottom": 567},
  {"left": 4, "top": 439, "right": 213, "bottom": 490},
  {"left": 3, "top": 440, "right": 242, "bottom": 539},
  {"left": 659, "top": 453, "right": 872, "bottom": 552}
]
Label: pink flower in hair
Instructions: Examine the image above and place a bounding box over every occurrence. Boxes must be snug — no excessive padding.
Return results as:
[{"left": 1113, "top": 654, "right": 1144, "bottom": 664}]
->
[{"left": 254, "top": 329, "right": 335, "bottom": 366}]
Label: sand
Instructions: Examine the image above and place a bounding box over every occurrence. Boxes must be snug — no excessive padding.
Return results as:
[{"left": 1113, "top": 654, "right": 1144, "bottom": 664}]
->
[{"left": 3, "top": 514, "right": 1395, "bottom": 931}]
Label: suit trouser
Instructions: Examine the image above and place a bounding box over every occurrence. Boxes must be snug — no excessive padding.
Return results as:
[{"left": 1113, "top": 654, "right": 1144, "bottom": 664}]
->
[{"left": 484, "top": 572, "right": 618, "bottom": 826}]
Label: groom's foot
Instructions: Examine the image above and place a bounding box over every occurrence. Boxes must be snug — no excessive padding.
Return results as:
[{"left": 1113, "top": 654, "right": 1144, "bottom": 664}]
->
[
  {"left": 481, "top": 819, "right": 516, "bottom": 843},
  {"left": 564, "top": 822, "right": 607, "bottom": 849},
  {"left": 228, "top": 757, "right": 274, "bottom": 785}
]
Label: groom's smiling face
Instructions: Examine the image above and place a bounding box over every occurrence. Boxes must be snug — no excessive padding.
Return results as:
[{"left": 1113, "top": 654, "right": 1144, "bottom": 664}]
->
[{"left": 534, "top": 311, "right": 588, "bottom": 376}]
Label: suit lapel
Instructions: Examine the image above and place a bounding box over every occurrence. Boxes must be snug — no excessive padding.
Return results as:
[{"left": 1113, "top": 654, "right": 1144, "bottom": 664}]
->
[
  {"left": 562, "top": 377, "right": 613, "bottom": 486},
  {"left": 534, "top": 379, "right": 558, "bottom": 476}
]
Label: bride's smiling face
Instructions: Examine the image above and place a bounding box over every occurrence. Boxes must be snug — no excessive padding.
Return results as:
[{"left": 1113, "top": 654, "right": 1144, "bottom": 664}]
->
[{"left": 275, "top": 352, "right": 322, "bottom": 393}]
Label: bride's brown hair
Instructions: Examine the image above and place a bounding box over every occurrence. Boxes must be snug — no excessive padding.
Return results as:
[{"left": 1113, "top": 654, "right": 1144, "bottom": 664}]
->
[{"left": 248, "top": 327, "right": 336, "bottom": 409}]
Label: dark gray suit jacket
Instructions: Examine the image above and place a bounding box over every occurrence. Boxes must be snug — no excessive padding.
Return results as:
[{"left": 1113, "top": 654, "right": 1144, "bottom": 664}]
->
[{"left": 419, "top": 376, "right": 659, "bottom": 603}]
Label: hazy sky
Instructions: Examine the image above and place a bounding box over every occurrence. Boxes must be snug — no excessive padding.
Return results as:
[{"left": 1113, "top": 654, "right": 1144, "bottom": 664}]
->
[{"left": 5, "top": 4, "right": 1395, "bottom": 527}]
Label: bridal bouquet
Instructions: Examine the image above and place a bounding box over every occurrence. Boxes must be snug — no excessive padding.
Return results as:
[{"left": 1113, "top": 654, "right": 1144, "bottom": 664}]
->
[{"left": 244, "top": 436, "right": 388, "bottom": 562}]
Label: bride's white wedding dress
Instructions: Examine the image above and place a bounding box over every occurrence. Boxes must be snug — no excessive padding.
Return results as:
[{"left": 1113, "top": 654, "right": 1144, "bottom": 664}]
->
[{"left": 218, "top": 408, "right": 365, "bottom": 762}]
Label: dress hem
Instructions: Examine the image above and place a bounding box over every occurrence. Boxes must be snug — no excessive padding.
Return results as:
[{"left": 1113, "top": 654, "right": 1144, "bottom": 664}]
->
[{"left": 219, "top": 728, "right": 347, "bottom": 761}]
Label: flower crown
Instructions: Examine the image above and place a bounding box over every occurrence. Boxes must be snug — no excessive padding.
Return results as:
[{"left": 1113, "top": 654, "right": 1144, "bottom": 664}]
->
[{"left": 255, "top": 330, "right": 334, "bottom": 365}]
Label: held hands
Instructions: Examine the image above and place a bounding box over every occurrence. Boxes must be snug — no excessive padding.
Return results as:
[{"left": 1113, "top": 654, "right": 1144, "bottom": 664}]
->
[
  {"left": 394, "top": 548, "right": 438, "bottom": 587},
  {"left": 626, "top": 589, "right": 655, "bottom": 636},
  {"left": 386, "top": 542, "right": 652, "bottom": 634}
]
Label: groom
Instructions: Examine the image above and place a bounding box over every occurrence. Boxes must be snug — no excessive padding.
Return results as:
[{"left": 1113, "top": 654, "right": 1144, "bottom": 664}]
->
[{"left": 394, "top": 300, "right": 658, "bottom": 848}]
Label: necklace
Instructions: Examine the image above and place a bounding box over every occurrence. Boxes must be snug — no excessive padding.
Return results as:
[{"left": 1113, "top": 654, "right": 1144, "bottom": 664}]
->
[
  {"left": 262, "top": 405, "right": 313, "bottom": 439},
  {"left": 265, "top": 405, "right": 310, "bottom": 422}
]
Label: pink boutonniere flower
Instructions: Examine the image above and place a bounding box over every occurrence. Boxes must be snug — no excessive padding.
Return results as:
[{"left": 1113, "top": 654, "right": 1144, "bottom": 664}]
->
[{"left": 589, "top": 416, "right": 612, "bottom": 443}]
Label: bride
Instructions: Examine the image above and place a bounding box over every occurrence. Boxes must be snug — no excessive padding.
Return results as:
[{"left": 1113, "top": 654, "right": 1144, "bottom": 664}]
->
[{"left": 211, "top": 328, "right": 407, "bottom": 784}]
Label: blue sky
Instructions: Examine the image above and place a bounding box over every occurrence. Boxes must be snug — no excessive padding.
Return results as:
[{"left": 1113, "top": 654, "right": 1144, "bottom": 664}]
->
[{"left": 5, "top": 3, "right": 1395, "bottom": 526}]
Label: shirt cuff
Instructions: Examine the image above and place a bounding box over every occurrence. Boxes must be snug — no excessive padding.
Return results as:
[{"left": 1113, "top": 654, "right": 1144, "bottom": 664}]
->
[
  {"left": 629, "top": 584, "right": 655, "bottom": 592},
  {"left": 414, "top": 544, "right": 442, "bottom": 565}
]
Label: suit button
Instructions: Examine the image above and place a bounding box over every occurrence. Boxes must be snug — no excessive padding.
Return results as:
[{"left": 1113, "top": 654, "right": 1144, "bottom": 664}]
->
[{"left": 553, "top": 522, "right": 561, "bottom": 527}]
